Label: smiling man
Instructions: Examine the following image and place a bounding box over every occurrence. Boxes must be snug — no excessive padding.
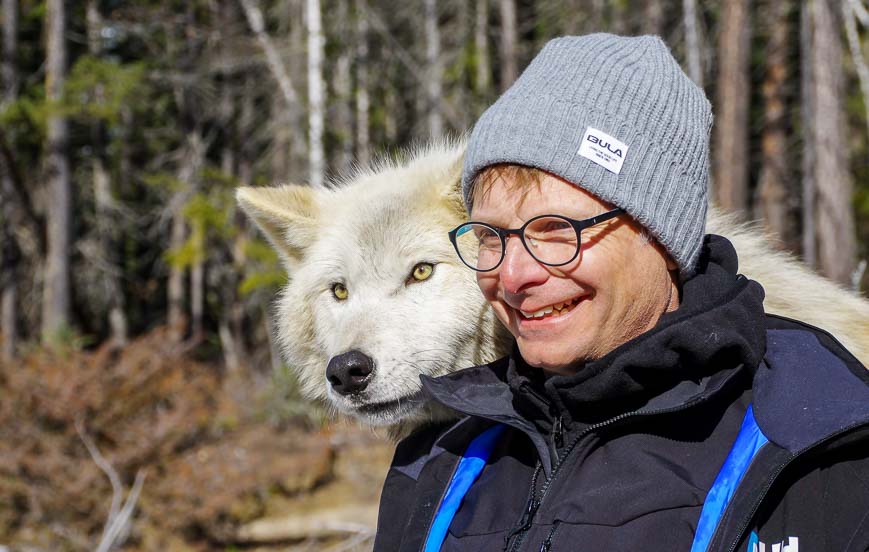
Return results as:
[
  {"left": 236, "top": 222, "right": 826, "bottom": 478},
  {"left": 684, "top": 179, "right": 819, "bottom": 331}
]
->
[
  {"left": 467, "top": 172, "right": 679, "bottom": 373},
  {"left": 374, "top": 34, "right": 869, "bottom": 552}
]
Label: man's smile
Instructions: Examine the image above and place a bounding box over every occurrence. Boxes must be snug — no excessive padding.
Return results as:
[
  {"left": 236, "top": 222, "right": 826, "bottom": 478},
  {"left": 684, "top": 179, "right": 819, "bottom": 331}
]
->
[{"left": 515, "top": 295, "right": 585, "bottom": 320}]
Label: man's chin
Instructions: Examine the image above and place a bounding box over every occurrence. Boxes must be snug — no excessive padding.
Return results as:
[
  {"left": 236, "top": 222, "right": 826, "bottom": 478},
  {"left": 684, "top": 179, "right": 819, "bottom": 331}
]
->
[{"left": 515, "top": 340, "right": 591, "bottom": 375}]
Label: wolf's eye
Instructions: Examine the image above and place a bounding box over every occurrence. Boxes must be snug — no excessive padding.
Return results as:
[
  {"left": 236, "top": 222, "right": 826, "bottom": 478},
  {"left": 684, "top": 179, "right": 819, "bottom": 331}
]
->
[
  {"left": 410, "top": 263, "right": 434, "bottom": 282},
  {"left": 331, "top": 282, "right": 349, "bottom": 300}
]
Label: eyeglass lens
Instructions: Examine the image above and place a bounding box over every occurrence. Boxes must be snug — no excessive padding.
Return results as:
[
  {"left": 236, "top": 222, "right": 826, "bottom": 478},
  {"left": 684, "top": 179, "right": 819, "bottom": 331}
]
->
[{"left": 453, "top": 216, "right": 580, "bottom": 271}]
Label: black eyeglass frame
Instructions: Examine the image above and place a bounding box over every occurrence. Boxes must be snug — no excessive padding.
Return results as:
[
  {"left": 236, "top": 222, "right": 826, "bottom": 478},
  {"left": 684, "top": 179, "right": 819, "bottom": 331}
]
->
[{"left": 448, "top": 208, "right": 626, "bottom": 272}]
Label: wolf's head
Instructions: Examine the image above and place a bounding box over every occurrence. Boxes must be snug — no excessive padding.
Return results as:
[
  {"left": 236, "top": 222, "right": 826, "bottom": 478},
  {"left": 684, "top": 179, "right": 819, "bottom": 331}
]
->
[{"left": 237, "top": 142, "right": 510, "bottom": 435}]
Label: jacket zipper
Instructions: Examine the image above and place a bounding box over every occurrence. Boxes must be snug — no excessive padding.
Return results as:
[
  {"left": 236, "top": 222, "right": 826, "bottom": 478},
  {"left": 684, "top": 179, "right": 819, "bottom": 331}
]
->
[
  {"left": 722, "top": 420, "right": 869, "bottom": 552},
  {"left": 539, "top": 521, "right": 561, "bottom": 552},
  {"left": 507, "top": 397, "right": 711, "bottom": 552},
  {"left": 502, "top": 462, "right": 543, "bottom": 551},
  {"left": 552, "top": 414, "right": 564, "bottom": 450}
]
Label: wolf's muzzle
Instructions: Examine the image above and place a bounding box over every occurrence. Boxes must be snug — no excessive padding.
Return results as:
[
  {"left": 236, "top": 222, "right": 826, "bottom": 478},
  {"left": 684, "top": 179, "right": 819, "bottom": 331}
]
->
[{"left": 327, "top": 350, "right": 375, "bottom": 396}]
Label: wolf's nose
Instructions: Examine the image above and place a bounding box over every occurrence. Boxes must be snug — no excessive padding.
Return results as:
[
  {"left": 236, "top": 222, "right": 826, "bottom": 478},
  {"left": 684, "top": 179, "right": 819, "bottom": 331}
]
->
[{"left": 327, "top": 350, "right": 375, "bottom": 395}]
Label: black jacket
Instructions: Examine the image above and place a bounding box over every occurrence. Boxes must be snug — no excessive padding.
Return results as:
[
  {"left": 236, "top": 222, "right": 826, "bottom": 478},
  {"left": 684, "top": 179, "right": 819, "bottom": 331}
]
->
[{"left": 374, "top": 236, "right": 869, "bottom": 552}]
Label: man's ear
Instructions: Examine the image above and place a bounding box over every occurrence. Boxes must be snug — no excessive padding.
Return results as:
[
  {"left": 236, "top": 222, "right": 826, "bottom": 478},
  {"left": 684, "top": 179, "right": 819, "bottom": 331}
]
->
[{"left": 236, "top": 184, "right": 319, "bottom": 269}]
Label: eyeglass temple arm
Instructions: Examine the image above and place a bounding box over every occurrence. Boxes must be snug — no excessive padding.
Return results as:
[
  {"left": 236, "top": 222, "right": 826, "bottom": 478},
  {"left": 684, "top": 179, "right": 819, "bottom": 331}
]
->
[{"left": 579, "top": 208, "right": 625, "bottom": 230}]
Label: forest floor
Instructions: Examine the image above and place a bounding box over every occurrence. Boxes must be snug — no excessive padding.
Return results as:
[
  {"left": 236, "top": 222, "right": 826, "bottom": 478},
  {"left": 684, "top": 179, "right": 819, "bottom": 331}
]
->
[{"left": 0, "top": 328, "right": 394, "bottom": 551}]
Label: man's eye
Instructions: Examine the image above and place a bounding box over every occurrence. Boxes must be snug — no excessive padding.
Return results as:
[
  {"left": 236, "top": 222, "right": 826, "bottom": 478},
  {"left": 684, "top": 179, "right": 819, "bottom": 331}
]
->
[
  {"left": 527, "top": 218, "right": 574, "bottom": 238},
  {"left": 478, "top": 233, "right": 501, "bottom": 248},
  {"left": 474, "top": 228, "right": 501, "bottom": 246},
  {"left": 541, "top": 221, "right": 571, "bottom": 232}
]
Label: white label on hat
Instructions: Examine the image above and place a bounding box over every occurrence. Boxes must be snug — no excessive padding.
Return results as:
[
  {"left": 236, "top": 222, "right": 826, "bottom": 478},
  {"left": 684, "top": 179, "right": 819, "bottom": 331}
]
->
[{"left": 577, "top": 127, "right": 628, "bottom": 175}]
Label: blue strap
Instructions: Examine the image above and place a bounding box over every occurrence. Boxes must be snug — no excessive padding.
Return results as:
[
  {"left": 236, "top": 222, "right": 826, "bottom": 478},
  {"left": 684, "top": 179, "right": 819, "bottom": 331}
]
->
[
  {"left": 691, "top": 404, "right": 769, "bottom": 552},
  {"left": 423, "top": 423, "right": 506, "bottom": 552}
]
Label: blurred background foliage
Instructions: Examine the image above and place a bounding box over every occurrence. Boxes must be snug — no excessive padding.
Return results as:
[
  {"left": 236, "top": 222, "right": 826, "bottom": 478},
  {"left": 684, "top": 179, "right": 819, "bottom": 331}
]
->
[{"left": 1, "top": 0, "right": 868, "bottom": 550}]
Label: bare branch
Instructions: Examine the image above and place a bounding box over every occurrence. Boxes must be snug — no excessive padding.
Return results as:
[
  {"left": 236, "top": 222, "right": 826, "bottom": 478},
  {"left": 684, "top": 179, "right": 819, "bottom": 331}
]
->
[
  {"left": 237, "top": 0, "right": 301, "bottom": 116},
  {"left": 96, "top": 470, "right": 146, "bottom": 552},
  {"left": 77, "top": 418, "right": 147, "bottom": 552},
  {"left": 851, "top": 0, "right": 869, "bottom": 26},
  {"left": 75, "top": 418, "right": 123, "bottom": 540}
]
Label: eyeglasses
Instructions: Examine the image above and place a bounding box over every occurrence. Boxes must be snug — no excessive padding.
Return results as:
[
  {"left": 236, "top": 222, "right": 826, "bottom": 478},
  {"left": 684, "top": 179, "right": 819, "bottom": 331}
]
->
[{"left": 448, "top": 208, "right": 625, "bottom": 272}]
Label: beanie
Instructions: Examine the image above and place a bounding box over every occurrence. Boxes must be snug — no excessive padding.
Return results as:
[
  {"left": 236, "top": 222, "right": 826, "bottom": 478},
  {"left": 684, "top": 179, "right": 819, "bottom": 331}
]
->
[{"left": 462, "top": 34, "right": 712, "bottom": 276}]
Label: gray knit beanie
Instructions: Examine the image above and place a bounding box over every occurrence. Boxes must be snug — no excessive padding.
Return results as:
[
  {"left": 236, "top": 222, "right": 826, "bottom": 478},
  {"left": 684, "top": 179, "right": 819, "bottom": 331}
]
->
[{"left": 462, "top": 34, "right": 712, "bottom": 276}]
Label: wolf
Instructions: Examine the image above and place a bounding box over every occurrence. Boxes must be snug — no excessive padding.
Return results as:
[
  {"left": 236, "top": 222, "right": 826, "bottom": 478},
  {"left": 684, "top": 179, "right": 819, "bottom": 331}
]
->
[{"left": 237, "top": 141, "right": 869, "bottom": 438}]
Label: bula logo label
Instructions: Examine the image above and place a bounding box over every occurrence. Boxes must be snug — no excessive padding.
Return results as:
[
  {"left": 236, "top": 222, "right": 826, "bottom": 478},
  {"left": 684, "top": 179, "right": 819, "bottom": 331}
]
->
[
  {"left": 586, "top": 134, "right": 624, "bottom": 158},
  {"left": 577, "top": 127, "right": 629, "bottom": 174}
]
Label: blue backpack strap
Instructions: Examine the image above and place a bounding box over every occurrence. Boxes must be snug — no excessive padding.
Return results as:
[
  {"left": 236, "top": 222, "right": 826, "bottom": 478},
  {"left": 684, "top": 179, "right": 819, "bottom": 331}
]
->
[
  {"left": 423, "top": 423, "right": 507, "bottom": 552},
  {"left": 691, "top": 404, "right": 769, "bottom": 552}
]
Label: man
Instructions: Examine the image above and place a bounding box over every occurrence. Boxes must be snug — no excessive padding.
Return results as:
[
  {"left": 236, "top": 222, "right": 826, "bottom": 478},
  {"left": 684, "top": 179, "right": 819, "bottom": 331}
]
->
[{"left": 374, "top": 34, "right": 869, "bottom": 552}]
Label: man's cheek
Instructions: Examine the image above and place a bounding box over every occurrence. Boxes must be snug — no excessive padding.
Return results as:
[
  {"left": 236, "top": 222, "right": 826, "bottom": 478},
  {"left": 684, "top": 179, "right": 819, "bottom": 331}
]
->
[{"left": 476, "top": 274, "right": 499, "bottom": 300}]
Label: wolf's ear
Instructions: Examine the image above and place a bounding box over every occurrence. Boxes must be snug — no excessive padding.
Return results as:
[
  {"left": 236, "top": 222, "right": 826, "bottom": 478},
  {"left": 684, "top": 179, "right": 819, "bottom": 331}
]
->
[
  {"left": 236, "top": 185, "right": 319, "bottom": 269},
  {"left": 438, "top": 146, "right": 467, "bottom": 217}
]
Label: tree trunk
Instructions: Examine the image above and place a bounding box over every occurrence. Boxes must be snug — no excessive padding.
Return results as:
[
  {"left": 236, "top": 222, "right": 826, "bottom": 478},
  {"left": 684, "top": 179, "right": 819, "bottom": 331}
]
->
[
  {"left": 589, "top": 0, "right": 605, "bottom": 30},
  {"left": 42, "top": 0, "right": 72, "bottom": 343},
  {"left": 271, "top": 94, "right": 291, "bottom": 181},
  {"left": 643, "top": 0, "right": 665, "bottom": 35},
  {"left": 306, "top": 0, "right": 325, "bottom": 187},
  {"left": 167, "top": 209, "right": 187, "bottom": 343},
  {"left": 384, "top": 78, "right": 398, "bottom": 144},
  {"left": 453, "top": 0, "right": 471, "bottom": 130},
  {"left": 498, "top": 0, "right": 517, "bottom": 91},
  {"left": 87, "top": 0, "right": 128, "bottom": 347},
  {"left": 683, "top": 0, "right": 703, "bottom": 86},
  {"left": 354, "top": 0, "right": 370, "bottom": 167},
  {"left": 0, "top": 263, "right": 15, "bottom": 361},
  {"left": 189, "top": 223, "right": 204, "bottom": 343},
  {"left": 755, "top": 0, "right": 796, "bottom": 247},
  {"left": 1, "top": 0, "right": 18, "bottom": 360},
  {"left": 219, "top": 79, "right": 235, "bottom": 177},
  {"left": 800, "top": 2, "right": 816, "bottom": 267},
  {"left": 331, "top": 0, "right": 353, "bottom": 175},
  {"left": 810, "top": 0, "right": 855, "bottom": 284},
  {"left": 425, "top": 0, "right": 443, "bottom": 138},
  {"left": 2, "top": 0, "right": 17, "bottom": 99},
  {"left": 712, "top": 0, "right": 751, "bottom": 214},
  {"left": 474, "top": 0, "right": 492, "bottom": 97},
  {"left": 1, "top": 181, "right": 18, "bottom": 361},
  {"left": 240, "top": 75, "right": 255, "bottom": 188},
  {"left": 167, "top": 132, "right": 204, "bottom": 343},
  {"left": 229, "top": 74, "right": 256, "bottom": 369}
]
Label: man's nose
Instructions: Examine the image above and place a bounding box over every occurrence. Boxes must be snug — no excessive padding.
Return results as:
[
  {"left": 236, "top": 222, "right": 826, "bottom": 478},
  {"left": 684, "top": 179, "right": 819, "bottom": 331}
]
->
[{"left": 499, "top": 235, "right": 548, "bottom": 293}]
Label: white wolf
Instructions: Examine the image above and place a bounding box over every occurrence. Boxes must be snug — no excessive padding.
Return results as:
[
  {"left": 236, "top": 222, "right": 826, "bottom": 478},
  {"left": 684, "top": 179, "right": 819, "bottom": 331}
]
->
[{"left": 237, "top": 142, "right": 869, "bottom": 438}]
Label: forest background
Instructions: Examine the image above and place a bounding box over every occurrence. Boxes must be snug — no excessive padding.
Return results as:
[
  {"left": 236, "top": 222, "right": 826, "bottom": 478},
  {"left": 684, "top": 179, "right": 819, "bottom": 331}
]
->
[{"left": 1, "top": 0, "right": 868, "bottom": 551}]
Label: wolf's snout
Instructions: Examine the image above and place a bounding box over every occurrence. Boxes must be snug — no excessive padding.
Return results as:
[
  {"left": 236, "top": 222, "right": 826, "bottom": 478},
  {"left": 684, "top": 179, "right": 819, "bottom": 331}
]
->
[{"left": 327, "top": 350, "right": 375, "bottom": 395}]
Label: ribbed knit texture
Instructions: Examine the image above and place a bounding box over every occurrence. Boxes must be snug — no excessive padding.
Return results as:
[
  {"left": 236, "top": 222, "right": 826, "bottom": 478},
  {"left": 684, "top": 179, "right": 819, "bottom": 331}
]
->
[{"left": 462, "top": 34, "right": 713, "bottom": 275}]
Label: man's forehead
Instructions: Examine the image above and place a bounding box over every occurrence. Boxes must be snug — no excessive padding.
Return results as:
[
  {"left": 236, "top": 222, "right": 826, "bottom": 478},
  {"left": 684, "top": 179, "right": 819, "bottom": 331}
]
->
[{"left": 471, "top": 167, "right": 611, "bottom": 219}]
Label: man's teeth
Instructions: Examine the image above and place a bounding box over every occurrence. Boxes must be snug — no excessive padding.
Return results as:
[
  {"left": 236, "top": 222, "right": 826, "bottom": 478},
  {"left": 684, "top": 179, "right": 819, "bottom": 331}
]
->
[{"left": 520, "top": 297, "right": 580, "bottom": 319}]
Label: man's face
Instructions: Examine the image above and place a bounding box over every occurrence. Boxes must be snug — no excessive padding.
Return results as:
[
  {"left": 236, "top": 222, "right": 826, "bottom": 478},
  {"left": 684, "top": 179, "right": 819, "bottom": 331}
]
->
[{"left": 471, "top": 171, "right": 680, "bottom": 375}]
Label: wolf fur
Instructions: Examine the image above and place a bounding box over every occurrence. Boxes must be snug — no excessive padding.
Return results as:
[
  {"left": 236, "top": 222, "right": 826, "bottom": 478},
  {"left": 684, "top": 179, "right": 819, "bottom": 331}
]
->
[{"left": 237, "top": 141, "right": 869, "bottom": 438}]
